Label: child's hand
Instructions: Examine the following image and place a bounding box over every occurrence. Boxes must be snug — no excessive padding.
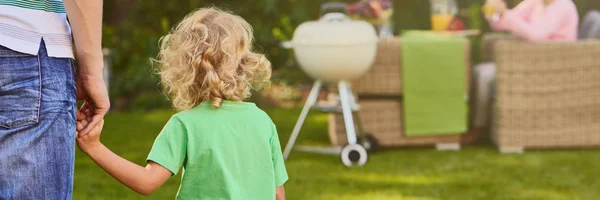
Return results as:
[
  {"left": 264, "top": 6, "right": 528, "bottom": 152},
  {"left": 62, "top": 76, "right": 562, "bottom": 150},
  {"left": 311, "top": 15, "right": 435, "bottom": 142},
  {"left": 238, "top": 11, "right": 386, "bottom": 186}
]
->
[{"left": 76, "top": 110, "right": 104, "bottom": 154}]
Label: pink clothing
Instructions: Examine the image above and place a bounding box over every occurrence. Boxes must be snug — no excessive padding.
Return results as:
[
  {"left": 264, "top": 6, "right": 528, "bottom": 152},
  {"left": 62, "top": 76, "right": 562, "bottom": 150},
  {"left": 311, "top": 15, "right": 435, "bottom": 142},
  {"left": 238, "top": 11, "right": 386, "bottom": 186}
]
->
[{"left": 490, "top": 0, "right": 579, "bottom": 41}]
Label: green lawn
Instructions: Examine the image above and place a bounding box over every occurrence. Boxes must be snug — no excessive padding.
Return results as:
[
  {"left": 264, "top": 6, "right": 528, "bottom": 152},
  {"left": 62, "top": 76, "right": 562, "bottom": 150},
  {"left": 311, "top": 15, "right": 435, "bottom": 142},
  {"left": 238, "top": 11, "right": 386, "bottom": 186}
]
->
[{"left": 74, "top": 108, "right": 600, "bottom": 200}]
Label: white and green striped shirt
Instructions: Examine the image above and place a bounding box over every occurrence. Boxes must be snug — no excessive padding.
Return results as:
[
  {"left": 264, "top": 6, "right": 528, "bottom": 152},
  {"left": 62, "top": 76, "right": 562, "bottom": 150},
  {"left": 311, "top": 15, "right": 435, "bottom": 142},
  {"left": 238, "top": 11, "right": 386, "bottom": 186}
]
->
[{"left": 0, "top": 0, "right": 73, "bottom": 58}]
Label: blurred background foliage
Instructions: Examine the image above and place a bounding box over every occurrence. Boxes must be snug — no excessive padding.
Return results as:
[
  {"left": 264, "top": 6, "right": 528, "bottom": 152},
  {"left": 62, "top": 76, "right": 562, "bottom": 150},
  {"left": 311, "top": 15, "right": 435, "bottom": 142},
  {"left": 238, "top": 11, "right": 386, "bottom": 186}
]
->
[{"left": 102, "top": 0, "right": 600, "bottom": 110}]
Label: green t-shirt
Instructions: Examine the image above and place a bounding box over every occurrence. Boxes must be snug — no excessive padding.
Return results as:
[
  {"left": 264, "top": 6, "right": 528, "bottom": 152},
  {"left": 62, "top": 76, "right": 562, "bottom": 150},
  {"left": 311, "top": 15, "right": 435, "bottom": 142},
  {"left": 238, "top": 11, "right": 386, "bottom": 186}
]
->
[{"left": 147, "top": 101, "right": 288, "bottom": 200}]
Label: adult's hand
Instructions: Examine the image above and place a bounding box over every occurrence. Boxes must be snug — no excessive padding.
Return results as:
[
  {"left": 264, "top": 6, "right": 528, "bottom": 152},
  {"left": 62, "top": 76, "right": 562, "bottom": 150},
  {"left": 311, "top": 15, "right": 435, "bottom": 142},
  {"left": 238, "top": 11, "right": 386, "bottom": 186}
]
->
[
  {"left": 76, "top": 60, "right": 110, "bottom": 137},
  {"left": 64, "top": 0, "right": 108, "bottom": 136}
]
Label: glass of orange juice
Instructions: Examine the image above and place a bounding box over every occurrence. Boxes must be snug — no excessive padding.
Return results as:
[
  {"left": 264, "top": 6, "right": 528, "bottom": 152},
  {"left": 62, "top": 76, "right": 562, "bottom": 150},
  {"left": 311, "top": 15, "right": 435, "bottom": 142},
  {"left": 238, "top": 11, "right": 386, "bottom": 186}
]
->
[
  {"left": 483, "top": 4, "right": 495, "bottom": 18},
  {"left": 430, "top": 0, "right": 457, "bottom": 31},
  {"left": 483, "top": 4, "right": 497, "bottom": 19},
  {"left": 483, "top": 2, "right": 502, "bottom": 21},
  {"left": 431, "top": 14, "right": 453, "bottom": 31}
]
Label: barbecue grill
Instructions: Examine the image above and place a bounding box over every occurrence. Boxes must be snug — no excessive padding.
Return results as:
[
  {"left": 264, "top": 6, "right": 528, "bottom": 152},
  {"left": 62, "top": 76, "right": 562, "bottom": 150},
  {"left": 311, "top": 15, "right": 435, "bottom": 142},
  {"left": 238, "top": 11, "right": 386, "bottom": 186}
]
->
[{"left": 281, "top": 3, "right": 378, "bottom": 166}]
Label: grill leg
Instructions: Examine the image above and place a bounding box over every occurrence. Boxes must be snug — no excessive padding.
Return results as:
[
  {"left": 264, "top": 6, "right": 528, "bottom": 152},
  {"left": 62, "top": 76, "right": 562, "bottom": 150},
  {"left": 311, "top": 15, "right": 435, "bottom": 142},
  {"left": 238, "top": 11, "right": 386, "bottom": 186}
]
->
[
  {"left": 346, "top": 83, "right": 365, "bottom": 137},
  {"left": 283, "top": 81, "right": 322, "bottom": 160},
  {"left": 353, "top": 112, "right": 365, "bottom": 138},
  {"left": 338, "top": 81, "right": 358, "bottom": 145}
]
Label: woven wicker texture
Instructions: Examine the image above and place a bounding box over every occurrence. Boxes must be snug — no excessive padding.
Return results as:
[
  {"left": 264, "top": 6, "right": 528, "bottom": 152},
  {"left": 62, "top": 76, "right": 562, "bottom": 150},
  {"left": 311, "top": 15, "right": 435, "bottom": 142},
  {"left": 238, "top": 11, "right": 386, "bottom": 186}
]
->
[
  {"left": 328, "top": 100, "right": 479, "bottom": 147},
  {"left": 493, "top": 40, "right": 600, "bottom": 149},
  {"left": 479, "top": 33, "right": 516, "bottom": 63},
  {"left": 352, "top": 37, "right": 471, "bottom": 96},
  {"left": 352, "top": 38, "right": 403, "bottom": 95}
]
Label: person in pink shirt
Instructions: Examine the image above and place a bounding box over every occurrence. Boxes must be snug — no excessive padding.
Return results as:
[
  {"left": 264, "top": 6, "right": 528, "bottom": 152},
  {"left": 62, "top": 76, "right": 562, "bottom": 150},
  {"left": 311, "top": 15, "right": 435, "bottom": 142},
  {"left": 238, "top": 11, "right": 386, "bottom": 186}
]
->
[
  {"left": 487, "top": 0, "right": 579, "bottom": 41},
  {"left": 472, "top": 0, "right": 579, "bottom": 129}
]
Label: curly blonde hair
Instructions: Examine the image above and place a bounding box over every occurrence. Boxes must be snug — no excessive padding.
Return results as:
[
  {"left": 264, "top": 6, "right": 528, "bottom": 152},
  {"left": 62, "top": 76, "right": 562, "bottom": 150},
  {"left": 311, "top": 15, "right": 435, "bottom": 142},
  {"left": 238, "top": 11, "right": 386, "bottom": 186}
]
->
[{"left": 156, "top": 8, "right": 271, "bottom": 110}]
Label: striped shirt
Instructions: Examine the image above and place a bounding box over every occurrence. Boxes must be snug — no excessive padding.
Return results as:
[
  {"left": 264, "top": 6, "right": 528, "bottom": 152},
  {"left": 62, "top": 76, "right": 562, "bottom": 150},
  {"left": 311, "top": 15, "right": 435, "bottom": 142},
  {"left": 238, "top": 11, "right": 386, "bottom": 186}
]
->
[{"left": 0, "top": 0, "right": 73, "bottom": 58}]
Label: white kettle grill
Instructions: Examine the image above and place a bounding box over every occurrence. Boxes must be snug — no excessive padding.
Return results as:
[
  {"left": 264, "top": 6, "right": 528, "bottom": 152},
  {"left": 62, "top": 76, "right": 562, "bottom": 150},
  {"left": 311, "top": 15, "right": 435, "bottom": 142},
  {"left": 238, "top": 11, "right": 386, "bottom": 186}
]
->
[{"left": 281, "top": 3, "right": 379, "bottom": 167}]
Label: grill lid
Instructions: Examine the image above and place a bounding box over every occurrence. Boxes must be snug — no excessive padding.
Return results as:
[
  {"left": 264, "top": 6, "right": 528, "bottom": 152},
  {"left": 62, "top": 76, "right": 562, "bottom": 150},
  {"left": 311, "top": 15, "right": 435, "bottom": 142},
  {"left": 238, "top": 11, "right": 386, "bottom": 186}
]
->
[{"left": 284, "top": 13, "right": 378, "bottom": 47}]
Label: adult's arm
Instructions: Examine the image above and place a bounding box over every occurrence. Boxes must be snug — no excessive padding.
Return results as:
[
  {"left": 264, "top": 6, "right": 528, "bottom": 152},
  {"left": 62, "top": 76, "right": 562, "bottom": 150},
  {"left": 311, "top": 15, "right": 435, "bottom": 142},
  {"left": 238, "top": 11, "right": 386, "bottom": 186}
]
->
[
  {"left": 499, "top": 1, "right": 572, "bottom": 41},
  {"left": 489, "top": 0, "right": 535, "bottom": 31},
  {"left": 63, "top": 0, "right": 110, "bottom": 136}
]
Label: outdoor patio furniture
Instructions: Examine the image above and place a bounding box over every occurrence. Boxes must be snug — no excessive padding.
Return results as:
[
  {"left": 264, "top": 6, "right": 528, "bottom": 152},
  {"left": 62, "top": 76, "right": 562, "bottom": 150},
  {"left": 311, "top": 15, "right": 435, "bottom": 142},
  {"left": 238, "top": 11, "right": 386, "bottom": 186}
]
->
[
  {"left": 483, "top": 35, "right": 600, "bottom": 152},
  {"left": 329, "top": 99, "right": 480, "bottom": 148},
  {"left": 328, "top": 36, "right": 480, "bottom": 149}
]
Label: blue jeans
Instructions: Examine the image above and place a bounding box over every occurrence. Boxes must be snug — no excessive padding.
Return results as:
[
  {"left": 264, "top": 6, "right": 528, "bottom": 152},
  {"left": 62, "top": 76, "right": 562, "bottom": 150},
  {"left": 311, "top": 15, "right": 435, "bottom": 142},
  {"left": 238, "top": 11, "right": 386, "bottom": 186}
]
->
[{"left": 0, "top": 41, "right": 76, "bottom": 199}]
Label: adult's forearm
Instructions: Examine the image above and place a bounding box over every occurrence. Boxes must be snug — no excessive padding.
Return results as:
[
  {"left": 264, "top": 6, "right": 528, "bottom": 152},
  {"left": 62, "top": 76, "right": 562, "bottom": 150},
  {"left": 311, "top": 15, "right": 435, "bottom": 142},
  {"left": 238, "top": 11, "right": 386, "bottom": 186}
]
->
[{"left": 63, "top": 0, "right": 104, "bottom": 73}]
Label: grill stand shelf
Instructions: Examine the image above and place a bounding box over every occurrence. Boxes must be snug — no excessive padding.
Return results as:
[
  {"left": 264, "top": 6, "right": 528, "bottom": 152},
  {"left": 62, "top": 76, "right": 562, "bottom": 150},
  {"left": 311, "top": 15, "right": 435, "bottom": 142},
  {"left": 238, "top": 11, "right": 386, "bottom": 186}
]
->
[{"left": 283, "top": 80, "right": 373, "bottom": 167}]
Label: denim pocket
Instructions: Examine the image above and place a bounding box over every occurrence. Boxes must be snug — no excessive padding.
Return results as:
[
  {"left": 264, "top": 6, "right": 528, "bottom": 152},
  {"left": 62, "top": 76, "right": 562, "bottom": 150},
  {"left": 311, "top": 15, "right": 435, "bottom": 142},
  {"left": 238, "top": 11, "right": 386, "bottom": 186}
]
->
[{"left": 0, "top": 48, "right": 41, "bottom": 129}]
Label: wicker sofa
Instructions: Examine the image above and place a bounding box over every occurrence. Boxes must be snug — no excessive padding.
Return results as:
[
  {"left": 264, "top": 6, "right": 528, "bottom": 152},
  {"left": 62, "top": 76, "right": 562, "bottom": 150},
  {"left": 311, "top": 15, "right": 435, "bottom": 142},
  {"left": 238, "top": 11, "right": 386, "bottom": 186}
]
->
[{"left": 482, "top": 34, "right": 600, "bottom": 152}]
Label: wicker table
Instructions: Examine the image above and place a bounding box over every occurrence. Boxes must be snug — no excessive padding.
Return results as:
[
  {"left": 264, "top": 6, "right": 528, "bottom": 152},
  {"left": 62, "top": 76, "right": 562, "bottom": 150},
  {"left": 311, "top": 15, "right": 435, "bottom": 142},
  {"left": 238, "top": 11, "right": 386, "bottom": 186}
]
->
[{"left": 328, "top": 37, "right": 480, "bottom": 149}]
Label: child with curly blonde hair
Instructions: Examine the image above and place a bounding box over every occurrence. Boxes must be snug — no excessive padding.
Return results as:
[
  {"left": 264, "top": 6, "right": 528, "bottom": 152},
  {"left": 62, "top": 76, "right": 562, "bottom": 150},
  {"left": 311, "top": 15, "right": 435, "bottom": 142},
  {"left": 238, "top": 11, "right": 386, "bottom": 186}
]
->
[{"left": 75, "top": 8, "right": 288, "bottom": 199}]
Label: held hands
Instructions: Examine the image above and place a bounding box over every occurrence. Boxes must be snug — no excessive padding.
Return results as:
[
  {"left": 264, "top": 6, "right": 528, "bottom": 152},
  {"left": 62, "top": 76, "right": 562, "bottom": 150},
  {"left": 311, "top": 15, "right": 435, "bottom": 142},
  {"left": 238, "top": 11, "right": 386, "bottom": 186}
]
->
[
  {"left": 76, "top": 108, "right": 104, "bottom": 154},
  {"left": 76, "top": 58, "right": 110, "bottom": 137}
]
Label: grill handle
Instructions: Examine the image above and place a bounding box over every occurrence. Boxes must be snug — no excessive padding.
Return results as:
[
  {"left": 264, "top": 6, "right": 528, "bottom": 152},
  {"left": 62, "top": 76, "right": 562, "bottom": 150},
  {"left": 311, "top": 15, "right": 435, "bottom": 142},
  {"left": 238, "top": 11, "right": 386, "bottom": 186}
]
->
[{"left": 320, "top": 2, "right": 348, "bottom": 16}]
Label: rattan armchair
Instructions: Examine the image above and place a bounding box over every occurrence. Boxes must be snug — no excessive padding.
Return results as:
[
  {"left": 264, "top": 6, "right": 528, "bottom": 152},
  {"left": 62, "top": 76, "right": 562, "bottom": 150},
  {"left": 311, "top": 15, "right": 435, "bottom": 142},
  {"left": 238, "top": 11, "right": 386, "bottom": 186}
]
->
[{"left": 484, "top": 34, "right": 600, "bottom": 152}]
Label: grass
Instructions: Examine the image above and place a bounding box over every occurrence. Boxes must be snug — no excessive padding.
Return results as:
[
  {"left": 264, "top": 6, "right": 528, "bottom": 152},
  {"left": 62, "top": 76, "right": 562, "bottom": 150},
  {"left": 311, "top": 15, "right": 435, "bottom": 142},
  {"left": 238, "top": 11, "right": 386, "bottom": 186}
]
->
[{"left": 74, "top": 108, "right": 600, "bottom": 200}]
